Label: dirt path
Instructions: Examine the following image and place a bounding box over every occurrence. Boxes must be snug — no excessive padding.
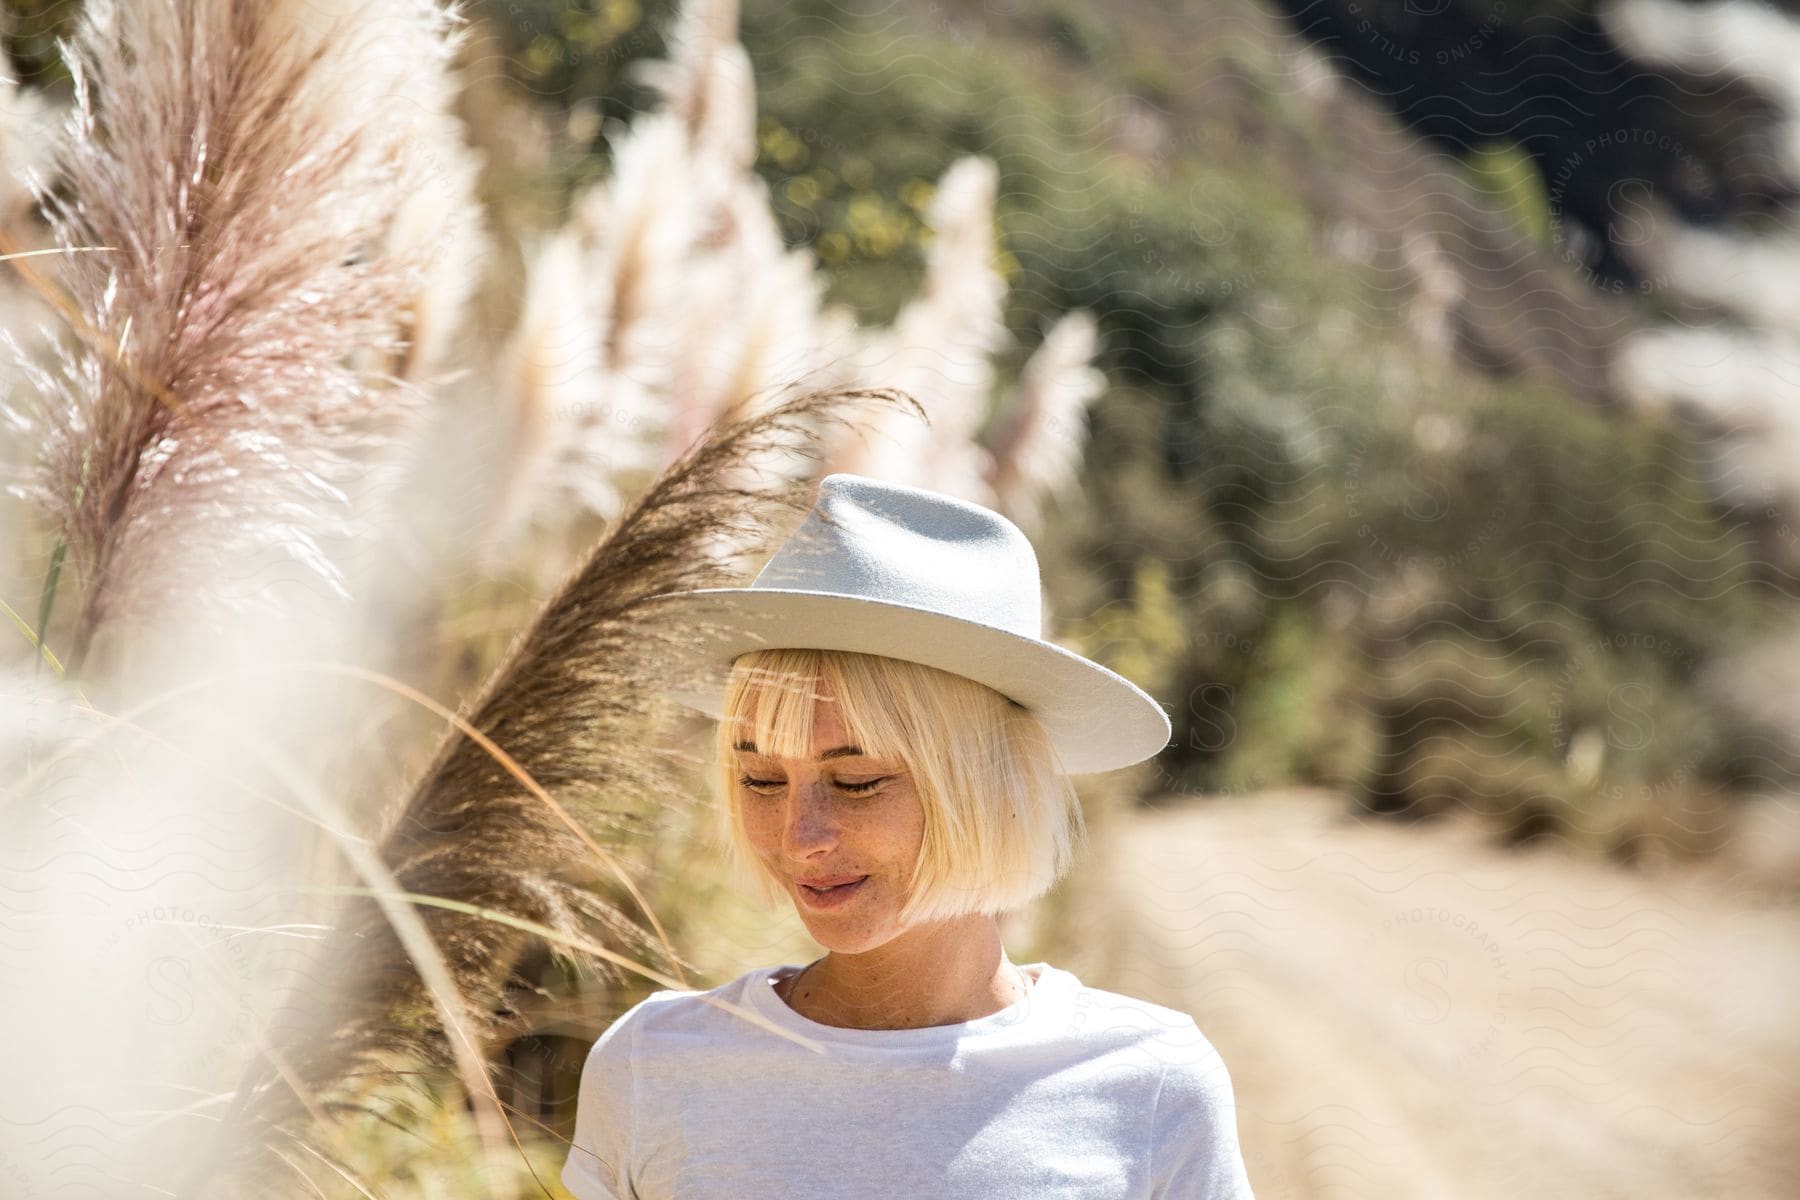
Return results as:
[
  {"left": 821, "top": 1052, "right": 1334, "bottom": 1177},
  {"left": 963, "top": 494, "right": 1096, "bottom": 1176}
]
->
[{"left": 1058, "top": 788, "right": 1800, "bottom": 1200}]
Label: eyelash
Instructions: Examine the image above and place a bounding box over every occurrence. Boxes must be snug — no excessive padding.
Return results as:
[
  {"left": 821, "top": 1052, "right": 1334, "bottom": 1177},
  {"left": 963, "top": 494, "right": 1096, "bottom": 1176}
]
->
[{"left": 736, "top": 773, "right": 886, "bottom": 795}]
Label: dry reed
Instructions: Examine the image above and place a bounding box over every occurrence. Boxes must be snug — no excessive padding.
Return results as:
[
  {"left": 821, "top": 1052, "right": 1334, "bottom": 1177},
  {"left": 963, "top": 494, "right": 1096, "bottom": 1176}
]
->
[
  {"left": 985, "top": 310, "right": 1105, "bottom": 532},
  {"left": 2, "top": 0, "right": 480, "bottom": 690},
  {"left": 200, "top": 384, "right": 923, "bottom": 1193}
]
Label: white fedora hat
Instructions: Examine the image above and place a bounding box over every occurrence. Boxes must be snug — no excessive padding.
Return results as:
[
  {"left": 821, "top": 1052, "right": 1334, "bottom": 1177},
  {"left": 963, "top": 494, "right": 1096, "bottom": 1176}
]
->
[{"left": 646, "top": 472, "right": 1172, "bottom": 775}]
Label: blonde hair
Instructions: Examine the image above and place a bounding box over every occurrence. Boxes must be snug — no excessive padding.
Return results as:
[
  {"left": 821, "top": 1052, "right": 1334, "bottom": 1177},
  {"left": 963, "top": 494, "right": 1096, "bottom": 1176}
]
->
[{"left": 709, "top": 648, "right": 1086, "bottom": 925}]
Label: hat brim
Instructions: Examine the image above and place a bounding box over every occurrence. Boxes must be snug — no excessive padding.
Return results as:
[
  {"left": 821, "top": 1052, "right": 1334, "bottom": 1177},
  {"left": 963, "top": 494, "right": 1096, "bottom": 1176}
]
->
[{"left": 640, "top": 588, "right": 1172, "bottom": 776}]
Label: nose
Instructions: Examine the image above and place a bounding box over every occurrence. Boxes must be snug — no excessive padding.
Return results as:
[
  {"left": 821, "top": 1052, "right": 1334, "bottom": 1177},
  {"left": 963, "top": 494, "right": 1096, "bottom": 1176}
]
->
[{"left": 781, "top": 779, "right": 841, "bottom": 858}]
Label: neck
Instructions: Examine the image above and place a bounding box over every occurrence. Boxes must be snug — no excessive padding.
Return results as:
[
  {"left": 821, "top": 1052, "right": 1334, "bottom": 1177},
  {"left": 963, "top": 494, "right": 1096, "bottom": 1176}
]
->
[{"left": 780, "top": 915, "right": 1027, "bottom": 1030}]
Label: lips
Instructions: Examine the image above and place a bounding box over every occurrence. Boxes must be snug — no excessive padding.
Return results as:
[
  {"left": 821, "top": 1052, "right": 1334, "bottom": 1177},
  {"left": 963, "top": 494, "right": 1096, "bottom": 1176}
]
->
[
  {"left": 795, "top": 874, "right": 869, "bottom": 908},
  {"left": 798, "top": 874, "right": 866, "bottom": 888}
]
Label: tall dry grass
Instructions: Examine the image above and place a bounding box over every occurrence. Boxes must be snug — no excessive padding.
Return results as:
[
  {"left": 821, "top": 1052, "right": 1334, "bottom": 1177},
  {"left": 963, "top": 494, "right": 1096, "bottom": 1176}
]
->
[
  {"left": 464, "top": 0, "right": 1110, "bottom": 594},
  {"left": 459, "top": 0, "right": 853, "bottom": 594},
  {"left": 0, "top": 2, "right": 491, "bottom": 1196},
  {"left": 0, "top": 0, "right": 481, "bottom": 695},
  {"left": 985, "top": 310, "right": 1107, "bottom": 535},
  {"left": 0, "top": 59, "right": 66, "bottom": 598},
  {"left": 0, "top": 0, "right": 1108, "bottom": 1194},
  {"left": 196, "top": 384, "right": 919, "bottom": 1195},
  {"left": 824, "top": 156, "right": 1008, "bottom": 499}
]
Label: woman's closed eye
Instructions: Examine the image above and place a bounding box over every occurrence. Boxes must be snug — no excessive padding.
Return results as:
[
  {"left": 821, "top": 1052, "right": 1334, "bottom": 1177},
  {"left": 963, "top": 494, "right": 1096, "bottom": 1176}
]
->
[{"left": 736, "top": 773, "right": 887, "bottom": 795}]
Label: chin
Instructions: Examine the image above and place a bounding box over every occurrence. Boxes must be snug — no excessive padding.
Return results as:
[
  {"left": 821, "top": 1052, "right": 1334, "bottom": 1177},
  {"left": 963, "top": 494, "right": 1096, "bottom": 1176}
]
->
[
  {"left": 802, "top": 928, "right": 892, "bottom": 949},
  {"left": 795, "top": 917, "right": 881, "bottom": 953},
  {"left": 792, "top": 908, "right": 901, "bottom": 955}
]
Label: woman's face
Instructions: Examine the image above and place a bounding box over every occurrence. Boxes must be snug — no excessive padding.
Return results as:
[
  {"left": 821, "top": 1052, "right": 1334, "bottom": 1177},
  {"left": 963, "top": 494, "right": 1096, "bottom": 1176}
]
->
[{"left": 732, "top": 678, "right": 924, "bottom": 953}]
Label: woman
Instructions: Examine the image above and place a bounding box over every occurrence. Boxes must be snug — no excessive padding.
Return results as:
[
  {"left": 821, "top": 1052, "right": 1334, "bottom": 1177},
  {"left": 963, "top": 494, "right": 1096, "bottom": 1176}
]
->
[{"left": 562, "top": 473, "right": 1256, "bottom": 1199}]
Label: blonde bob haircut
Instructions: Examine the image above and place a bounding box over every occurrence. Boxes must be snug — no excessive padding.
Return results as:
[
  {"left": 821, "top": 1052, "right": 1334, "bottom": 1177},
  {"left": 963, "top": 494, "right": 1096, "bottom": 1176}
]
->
[{"left": 710, "top": 647, "right": 1086, "bottom": 926}]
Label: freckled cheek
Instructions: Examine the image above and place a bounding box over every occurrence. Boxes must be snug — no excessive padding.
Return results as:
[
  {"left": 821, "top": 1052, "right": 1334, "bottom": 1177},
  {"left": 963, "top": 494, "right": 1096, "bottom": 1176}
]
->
[
  {"left": 868, "top": 807, "right": 925, "bottom": 875},
  {"left": 736, "top": 803, "right": 781, "bottom": 854}
]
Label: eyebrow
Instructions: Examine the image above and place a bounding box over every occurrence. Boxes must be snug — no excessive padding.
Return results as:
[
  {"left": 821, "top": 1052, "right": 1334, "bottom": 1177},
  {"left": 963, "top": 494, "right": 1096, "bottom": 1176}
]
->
[{"left": 732, "top": 740, "right": 867, "bottom": 761}]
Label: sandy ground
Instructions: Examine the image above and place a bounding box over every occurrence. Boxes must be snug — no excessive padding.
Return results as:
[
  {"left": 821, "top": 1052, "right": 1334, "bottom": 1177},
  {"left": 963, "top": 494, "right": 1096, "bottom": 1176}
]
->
[{"left": 1056, "top": 788, "right": 1800, "bottom": 1200}]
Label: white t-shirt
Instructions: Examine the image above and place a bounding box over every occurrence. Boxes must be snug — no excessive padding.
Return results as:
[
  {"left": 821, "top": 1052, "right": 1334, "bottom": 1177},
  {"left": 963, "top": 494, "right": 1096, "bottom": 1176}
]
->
[{"left": 561, "top": 960, "right": 1256, "bottom": 1199}]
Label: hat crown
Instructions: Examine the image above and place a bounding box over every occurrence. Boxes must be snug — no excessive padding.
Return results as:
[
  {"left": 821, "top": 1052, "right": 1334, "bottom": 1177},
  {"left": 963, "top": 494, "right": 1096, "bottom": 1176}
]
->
[{"left": 753, "top": 474, "right": 1043, "bottom": 638}]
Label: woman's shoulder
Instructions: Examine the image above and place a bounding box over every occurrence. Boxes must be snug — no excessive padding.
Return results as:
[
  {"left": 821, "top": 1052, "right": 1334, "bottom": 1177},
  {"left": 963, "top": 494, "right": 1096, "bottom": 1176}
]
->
[
  {"left": 1043, "top": 966, "right": 1234, "bottom": 1079},
  {"left": 1054, "top": 967, "right": 1215, "bottom": 1044}
]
